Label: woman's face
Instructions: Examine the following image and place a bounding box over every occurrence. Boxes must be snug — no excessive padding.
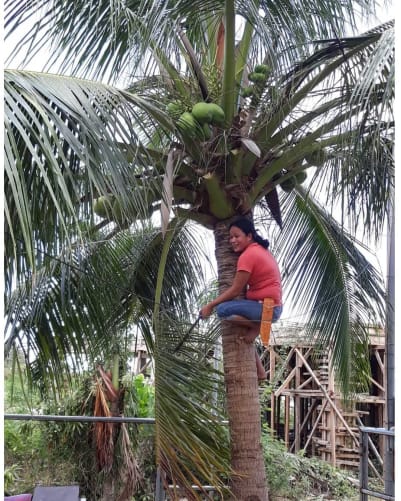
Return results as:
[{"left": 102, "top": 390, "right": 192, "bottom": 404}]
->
[{"left": 229, "top": 226, "right": 252, "bottom": 253}]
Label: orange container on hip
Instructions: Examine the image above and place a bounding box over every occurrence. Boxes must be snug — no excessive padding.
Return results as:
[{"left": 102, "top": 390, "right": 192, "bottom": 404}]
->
[{"left": 260, "top": 298, "right": 274, "bottom": 347}]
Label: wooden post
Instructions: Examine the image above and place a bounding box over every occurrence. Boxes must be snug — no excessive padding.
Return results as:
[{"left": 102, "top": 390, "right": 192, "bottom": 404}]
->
[
  {"left": 275, "top": 395, "right": 281, "bottom": 436},
  {"left": 294, "top": 349, "right": 301, "bottom": 452},
  {"left": 269, "top": 347, "right": 276, "bottom": 430},
  {"left": 284, "top": 395, "right": 290, "bottom": 447},
  {"left": 328, "top": 359, "right": 336, "bottom": 466},
  {"left": 303, "top": 400, "right": 328, "bottom": 451},
  {"left": 359, "top": 429, "right": 369, "bottom": 501}
]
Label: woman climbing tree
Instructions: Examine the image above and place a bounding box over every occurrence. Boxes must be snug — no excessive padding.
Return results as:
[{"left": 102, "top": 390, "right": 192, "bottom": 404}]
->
[{"left": 200, "top": 217, "right": 282, "bottom": 381}]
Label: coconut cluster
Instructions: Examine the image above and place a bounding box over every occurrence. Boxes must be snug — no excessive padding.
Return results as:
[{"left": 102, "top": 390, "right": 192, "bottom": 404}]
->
[
  {"left": 167, "top": 101, "right": 225, "bottom": 141},
  {"left": 93, "top": 194, "right": 154, "bottom": 223},
  {"left": 241, "top": 64, "right": 270, "bottom": 99}
]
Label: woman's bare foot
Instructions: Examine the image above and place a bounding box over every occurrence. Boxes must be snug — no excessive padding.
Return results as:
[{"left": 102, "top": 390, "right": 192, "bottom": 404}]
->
[{"left": 256, "top": 351, "right": 267, "bottom": 380}]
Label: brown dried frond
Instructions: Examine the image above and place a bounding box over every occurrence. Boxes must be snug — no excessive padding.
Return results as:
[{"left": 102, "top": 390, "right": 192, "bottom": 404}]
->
[
  {"left": 97, "top": 365, "right": 119, "bottom": 402},
  {"left": 116, "top": 423, "right": 143, "bottom": 501},
  {"left": 93, "top": 377, "right": 115, "bottom": 472}
]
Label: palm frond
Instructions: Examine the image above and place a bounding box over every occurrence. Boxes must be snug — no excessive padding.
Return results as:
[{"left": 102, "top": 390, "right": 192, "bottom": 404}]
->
[
  {"left": 5, "top": 224, "right": 207, "bottom": 388},
  {"left": 6, "top": 0, "right": 168, "bottom": 82},
  {"left": 271, "top": 189, "right": 385, "bottom": 393},
  {"left": 250, "top": 23, "right": 394, "bottom": 239},
  {"left": 4, "top": 70, "right": 175, "bottom": 292},
  {"left": 154, "top": 311, "right": 231, "bottom": 498},
  {"left": 94, "top": 376, "right": 115, "bottom": 472},
  {"left": 235, "top": 0, "right": 382, "bottom": 73},
  {"left": 5, "top": 0, "right": 383, "bottom": 83}
]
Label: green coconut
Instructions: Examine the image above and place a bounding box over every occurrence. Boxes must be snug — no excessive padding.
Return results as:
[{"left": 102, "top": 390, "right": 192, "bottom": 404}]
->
[
  {"left": 295, "top": 171, "right": 308, "bottom": 184},
  {"left": 254, "top": 64, "right": 270, "bottom": 74},
  {"left": 177, "top": 111, "right": 200, "bottom": 137},
  {"left": 93, "top": 195, "right": 113, "bottom": 219},
  {"left": 241, "top": 86, "right": 255, "bottom": 98},
  {"left": 191, "top": 102, "right": 214, "bottom": 124},
  {"left": 207, "top": 103, "right": 225, "bottom": 126},
  {"left": 305, "top": 147, "right": 326, "bottom": 166},
  {"left": 112, "top": 199, "right": 127, "bottom": 225},
  {"left": 166, "top": 101, "right": 184, "bottom": 119},
  {"left": 202, "top": 123, "right": 213, "bottom": 140},
  {"left": 248, "top": 72, "right": 266, "bottom": 83}
]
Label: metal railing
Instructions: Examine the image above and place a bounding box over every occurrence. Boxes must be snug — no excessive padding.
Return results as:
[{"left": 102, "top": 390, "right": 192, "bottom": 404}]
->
[
  {"left": 4, "top": 414, "right": 220, "bottom": 500},
  {"left": 9, "top": 415, "right": 395, "bottom": 500},
  {"left": 359, "top": 426, "right": 395, "bottom": 501},
  {"left": 5, "top": 413, "right": 155, "bottom": 424}
]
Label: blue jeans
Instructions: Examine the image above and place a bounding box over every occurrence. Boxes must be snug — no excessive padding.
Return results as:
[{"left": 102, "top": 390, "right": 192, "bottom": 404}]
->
[{"left": 216, "top": 300, "right": 282, "bottom": 323}]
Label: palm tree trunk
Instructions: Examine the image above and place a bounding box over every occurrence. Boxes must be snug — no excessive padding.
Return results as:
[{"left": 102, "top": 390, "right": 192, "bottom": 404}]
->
[{"left": 214, "top": 221, "right": 268, "bottom": 500}]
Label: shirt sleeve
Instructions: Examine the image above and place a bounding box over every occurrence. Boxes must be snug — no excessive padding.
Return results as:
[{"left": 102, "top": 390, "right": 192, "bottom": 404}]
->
[{"left": 237, "top": 248, "right": 254, "bottom": 273}]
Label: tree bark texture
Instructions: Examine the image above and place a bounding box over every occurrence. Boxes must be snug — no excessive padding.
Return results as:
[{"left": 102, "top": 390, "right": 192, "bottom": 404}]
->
[{"left": 214, "top": 221, "right": 268, "bottom": 501}]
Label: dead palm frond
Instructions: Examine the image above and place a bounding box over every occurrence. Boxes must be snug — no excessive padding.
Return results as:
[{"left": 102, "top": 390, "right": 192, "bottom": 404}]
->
[{"left": 93, "top": 374, "right": 115, "bottom": 472}]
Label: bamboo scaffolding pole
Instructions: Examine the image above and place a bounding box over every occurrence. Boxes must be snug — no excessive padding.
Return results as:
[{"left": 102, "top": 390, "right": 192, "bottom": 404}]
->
[
  {"left": 302, "top": 400, "right": 328, "bottom": 451},
  {"left": 274, "top": 367, "right": 297, "bottom": 397},
  {"left": 367, "top": 375, "right": 385, "bottom": 393},
  {"left": 294, "top": 348, "right": 359, "bottom": 445},
  {"left": 374, "top": 349, "right": 384, "bottom": 372},
  {"left": 290, "top": 399, "right": 319, "bottom": 453},
  {"left": 294, "top": 348, "right": 382, "bottom": 479},
  {"left": 298, "top": 376, "right": 313, "bottom": 389}
]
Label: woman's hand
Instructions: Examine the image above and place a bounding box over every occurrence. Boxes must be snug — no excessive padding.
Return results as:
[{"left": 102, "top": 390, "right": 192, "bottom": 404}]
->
[
  {"left": 200, "top": 303, "right": 214, "bottom": 319},
  {"left": 199, "top": 271, "right": 250, "bottom": 320}
]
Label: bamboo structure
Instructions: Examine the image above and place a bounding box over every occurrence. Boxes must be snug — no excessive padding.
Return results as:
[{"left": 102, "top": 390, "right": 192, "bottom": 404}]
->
[{"left": 262, "top": 322, "right": 385, "bottom": 473}]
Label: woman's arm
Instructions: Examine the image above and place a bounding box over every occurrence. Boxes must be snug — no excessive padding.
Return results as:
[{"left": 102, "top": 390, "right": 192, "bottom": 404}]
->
[{"left": 200, "top": 270, "right": 250, "bottom": 319}]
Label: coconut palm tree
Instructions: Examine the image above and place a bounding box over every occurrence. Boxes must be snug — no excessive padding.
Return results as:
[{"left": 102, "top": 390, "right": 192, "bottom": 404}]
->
[{"left": 4, "top": 0, "right": 394, "bottom": 498}]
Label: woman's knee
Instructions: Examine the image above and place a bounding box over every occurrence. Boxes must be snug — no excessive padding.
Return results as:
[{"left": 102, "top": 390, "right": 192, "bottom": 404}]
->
[
  {"left": 216, "top": 302, "right": 231, "bottom": 318},
  {"left": 216, "top": 301, "right": 246, "bottom": 319}
]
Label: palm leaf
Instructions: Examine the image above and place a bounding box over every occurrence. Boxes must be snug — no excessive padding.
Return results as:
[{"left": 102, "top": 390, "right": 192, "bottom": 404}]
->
[
  {"left": 271, "top": 188, "right": 385, "bottom": 393},
  {"left": 5, "top": 224, "right": 206, "bottom": 386},
  {"left": 154, "top": 311, "right": 231, "bottom": 497},
  {"left": 4, "top": 70, "right": 176, "bottom": 292},
  {"left": 249, "top": 23, "right": 394, "bottom": 239},
  {"left": 5, "top": 0, "right": 381, "bottom": 82}
]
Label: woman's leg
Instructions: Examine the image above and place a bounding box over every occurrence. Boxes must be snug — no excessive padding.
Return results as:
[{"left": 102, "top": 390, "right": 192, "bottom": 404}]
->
[
  {"left": 224, "top": 315, "right": 260, "bottom": 343},
  {"left": 255, "top": 349, "right": 266, "bottom": 380},
  {"left": 216, "top": 300, "right": 262, "bottom": 342}
]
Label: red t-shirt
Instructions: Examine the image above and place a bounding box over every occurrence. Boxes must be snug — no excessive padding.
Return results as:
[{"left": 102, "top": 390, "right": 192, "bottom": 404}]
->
[{"left": 237, "top": 242, "right": 282, "bottom": 305}]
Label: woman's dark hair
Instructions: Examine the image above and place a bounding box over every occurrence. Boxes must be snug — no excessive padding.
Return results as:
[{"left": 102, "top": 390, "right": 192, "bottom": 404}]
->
[{"left": 229, "top": 217, "right": 269, "bottom": 249}]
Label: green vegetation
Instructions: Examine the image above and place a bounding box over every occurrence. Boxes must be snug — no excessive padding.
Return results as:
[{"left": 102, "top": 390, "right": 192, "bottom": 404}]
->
[
  {"left": 262, "top": 427, "right": 358, "bottom": 500},
  {"left": 4, "top": 367, "right": 156, "bottom": 499},
  {"left": 4, "top": 364, "right": 77, "bottom": 495},
  {"left": 5, "top": 365, "right": 359, "bottom": 500}
]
